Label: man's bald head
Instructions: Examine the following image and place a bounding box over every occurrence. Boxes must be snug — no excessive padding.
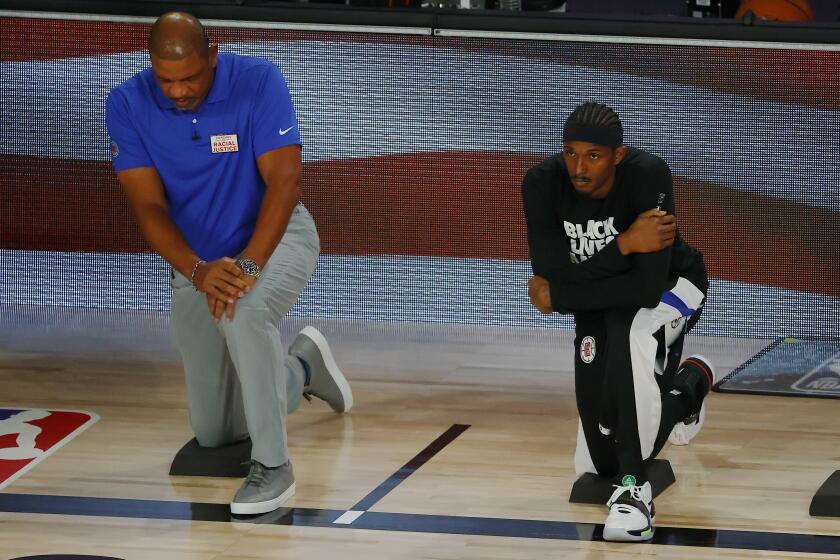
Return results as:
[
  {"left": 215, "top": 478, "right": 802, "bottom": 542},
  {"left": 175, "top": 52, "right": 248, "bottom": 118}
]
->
[
  {"left": 148, "top": 12, "right": 217, "bottom": 111},
  {"left": 149, "top": 12, "right": 209, "bottom": 60}
]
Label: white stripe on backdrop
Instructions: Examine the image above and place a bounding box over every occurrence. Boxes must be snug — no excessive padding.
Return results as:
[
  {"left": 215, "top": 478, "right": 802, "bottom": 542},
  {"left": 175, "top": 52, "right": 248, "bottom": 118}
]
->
[
  {"left": 2, "top": 249, "right": 838, "bottom": 339},
  {"left": 1, "top": 40, "right": 838, "bottom": 210}
]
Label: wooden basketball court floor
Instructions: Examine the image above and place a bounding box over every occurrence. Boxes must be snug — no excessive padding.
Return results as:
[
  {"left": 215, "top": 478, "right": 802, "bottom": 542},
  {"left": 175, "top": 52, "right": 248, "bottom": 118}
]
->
[{"left": 1, "top": 304, "right": 838, "bottom": 559}]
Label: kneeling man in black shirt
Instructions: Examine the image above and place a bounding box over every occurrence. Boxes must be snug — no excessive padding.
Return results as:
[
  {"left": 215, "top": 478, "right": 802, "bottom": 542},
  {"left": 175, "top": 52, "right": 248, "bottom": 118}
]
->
[{"left": 522, "top": 102, "right": 715, "bottom": 542}]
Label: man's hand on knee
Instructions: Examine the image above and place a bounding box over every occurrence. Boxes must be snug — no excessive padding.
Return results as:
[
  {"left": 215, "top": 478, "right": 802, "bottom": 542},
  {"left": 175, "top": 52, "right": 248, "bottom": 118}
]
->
[
  {"left": 617, "top": 208, "right": 676, "bottom": 255},
  {"left": 205, "top": 293, "right": 243, "bottom": 322},
  {"left": 225, "top": 298, "right": 237, "bottom": 322},
  {"left": 206, "top": 293, "right": 226, "bottom": 322},
  {"left": 205, "top": 276, "right": 259, "bottom": 323},
  {"left": 194, "top": 257, "right": 250, "bottom": 302},
  {"left": 237, "top": 269, "right": 258, "bottom": 293},
  {"left": 528, "top": 276, "right": 554, "bottom": 314}
]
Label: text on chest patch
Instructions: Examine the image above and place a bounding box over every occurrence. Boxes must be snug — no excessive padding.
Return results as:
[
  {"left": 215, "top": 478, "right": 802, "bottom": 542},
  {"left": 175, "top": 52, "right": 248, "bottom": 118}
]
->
[{"left": 211, "top": 134, "right": 239, "bottom": 153}]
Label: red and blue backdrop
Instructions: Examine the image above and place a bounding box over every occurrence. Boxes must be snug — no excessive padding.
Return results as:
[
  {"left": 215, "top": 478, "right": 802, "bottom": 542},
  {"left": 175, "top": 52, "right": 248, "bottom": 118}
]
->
[{"left": 1, "top": 16, "right": 838, "bottom": 338}]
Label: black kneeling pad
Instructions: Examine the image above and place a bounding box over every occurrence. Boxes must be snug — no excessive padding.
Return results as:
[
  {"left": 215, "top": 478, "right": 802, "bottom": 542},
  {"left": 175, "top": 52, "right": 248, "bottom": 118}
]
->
[
  {"left": 169, "top": 437, "right": 251, "bottom": 477},
  {"left": 810, "top": 470, "right": 840, "bottom": 517},
  {"left": 569, "top": 459, "right": 675, "bottom": 504}
]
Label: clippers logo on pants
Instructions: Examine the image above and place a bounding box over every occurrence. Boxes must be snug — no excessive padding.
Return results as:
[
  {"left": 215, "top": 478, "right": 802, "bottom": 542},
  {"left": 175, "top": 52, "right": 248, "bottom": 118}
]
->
[{"left": 580, "top": 336, "right": 596, "bottom": 364}]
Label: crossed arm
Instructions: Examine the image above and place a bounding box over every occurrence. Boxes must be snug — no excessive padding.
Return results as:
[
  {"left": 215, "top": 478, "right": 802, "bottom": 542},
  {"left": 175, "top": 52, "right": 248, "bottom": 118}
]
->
[
  {"left": 527, "top": 209, "right": 676, "bottom": 314},
  {"left": 116, "top": 144, "right": 301, "bottom": 321},
  {"left": 521, "top": 167, "right": 677, "bottom": 315}
]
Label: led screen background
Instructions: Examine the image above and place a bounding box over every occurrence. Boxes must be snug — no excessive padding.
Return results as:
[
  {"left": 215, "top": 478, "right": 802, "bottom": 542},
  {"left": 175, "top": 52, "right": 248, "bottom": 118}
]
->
[{"left": 2, "top": 17, "right": 838, "bottom": 338}]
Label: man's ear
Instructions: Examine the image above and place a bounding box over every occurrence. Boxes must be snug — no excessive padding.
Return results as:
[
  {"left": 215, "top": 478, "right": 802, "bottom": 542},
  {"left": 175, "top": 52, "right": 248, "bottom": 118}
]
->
[
  {"left": 613, "top": 145, "right": 628, "bottom": 165},
  {"left": 209, "top": 44, "right": 219, "bottom": 68}
]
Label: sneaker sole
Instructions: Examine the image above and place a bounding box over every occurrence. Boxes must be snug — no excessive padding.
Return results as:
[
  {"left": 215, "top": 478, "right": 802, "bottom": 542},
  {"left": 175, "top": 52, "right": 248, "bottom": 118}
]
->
[
  {"left": 603, "top": 525, "right": 654, "bottom": 542},
  {"left": 669, "top": 403, "right": 705, "bottom": 446},
  {"left": 299, "top": 326, "right": 354, "bottom": 413},
  {"left": 230, "top": 482, "right": 296, "bottom": 515}
]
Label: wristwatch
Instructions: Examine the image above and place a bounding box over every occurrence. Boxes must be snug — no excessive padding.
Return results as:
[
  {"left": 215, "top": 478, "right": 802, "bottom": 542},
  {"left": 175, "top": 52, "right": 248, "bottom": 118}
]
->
[{"left": 236, "top": 258, "right": 261, "bottom": 278}]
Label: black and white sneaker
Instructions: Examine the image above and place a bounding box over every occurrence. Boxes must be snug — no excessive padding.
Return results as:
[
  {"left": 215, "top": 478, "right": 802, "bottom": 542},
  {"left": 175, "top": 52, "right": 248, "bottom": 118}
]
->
[
  {"left": 669, "top": 355, "right": 716, "bottom": 446},
  {"left": 603, "top": 479, "right": 655, "bottom": 542}
]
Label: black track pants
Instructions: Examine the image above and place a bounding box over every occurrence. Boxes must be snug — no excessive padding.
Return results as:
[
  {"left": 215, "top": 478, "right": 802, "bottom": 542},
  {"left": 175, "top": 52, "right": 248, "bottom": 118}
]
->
[{"left": 572, "top": 277, "right": 706, "bottom": 483}]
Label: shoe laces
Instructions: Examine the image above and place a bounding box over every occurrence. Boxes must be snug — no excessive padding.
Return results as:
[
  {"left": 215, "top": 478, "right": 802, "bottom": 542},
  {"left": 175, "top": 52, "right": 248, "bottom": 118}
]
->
[
  {"left": 303, "top": 386, "right": 325, "bottom": 404},
  {"left": 681, "top": 411, "right": 700, "bottom": 426},
  {"left": 245, "top": 461, "right": 269, "bottom": 487},
  {"left": 607, "top": 484, "right": 647, "bottom": 508}
]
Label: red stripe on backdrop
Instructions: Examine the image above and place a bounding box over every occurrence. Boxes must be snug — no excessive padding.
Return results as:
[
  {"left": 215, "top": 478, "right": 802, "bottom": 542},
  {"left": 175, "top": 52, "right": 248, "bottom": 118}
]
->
[
  {"left": 434, "top": 39, "right": 840, "bottom": 111},
  {"left": 1, "top": 18, "right": 147, "bottom": 61},
  {"left": 2, "top": 18, "right": 838, "bottom": 111},
  {"left": 1, "top": 152, "right": 837, "bottom": 297}
]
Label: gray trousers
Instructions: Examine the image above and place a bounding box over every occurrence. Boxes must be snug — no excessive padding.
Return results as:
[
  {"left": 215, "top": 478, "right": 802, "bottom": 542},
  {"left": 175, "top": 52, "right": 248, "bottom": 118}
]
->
[{"left": 170, "top": 204, "right": 320, "bottom": 467}]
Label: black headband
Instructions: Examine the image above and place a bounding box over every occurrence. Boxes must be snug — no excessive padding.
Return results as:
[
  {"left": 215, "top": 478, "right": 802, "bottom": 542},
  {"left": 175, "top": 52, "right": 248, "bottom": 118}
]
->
[{"left": 563, "top": 121, "right": 622, "bottom": 149}]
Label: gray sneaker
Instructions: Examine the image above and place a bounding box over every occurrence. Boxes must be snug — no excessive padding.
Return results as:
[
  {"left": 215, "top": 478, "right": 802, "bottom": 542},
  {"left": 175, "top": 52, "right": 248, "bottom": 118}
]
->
[
  {"left": 230, "top": 460, "right": 295, "bottom": 515},
  {"left": 289, "top": 326, "right": 353, "bottom": 413}
]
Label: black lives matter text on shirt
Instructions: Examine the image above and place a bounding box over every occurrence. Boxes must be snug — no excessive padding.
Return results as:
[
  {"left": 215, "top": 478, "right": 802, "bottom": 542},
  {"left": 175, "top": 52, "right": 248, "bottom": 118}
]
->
[{"left": 564, "top": 218, "right": 620, "bottom": 263}]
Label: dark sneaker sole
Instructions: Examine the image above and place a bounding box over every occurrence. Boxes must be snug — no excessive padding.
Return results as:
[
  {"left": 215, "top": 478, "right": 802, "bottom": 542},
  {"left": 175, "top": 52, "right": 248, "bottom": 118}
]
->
[{"left": 682, "top": 355, "right": 716, "bottom": 395}]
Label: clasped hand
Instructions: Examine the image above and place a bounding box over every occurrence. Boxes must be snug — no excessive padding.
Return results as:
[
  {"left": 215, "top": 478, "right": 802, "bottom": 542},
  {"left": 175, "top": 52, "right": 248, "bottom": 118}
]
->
[{"left": 192, "top": 257, "right": 257, "bottom": 321}]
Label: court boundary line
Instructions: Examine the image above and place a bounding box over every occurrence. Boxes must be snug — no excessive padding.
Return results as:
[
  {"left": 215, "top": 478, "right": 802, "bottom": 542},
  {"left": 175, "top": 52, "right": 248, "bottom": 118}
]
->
[
  {"left": 0, "top": 493, "right": 838, "bottom": 554},
  {"left": 346, "top": 423, "right": 470, "bottom": 515}
]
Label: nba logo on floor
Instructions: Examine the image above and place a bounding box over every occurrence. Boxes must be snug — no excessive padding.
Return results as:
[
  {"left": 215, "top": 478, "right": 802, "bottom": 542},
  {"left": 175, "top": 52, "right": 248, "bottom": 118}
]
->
[
  {"left": 791, "top": 354, "right": 840, "bottom": 396},
  {"left": 0, "top": 408, "right": 99, "bottom": 491}
]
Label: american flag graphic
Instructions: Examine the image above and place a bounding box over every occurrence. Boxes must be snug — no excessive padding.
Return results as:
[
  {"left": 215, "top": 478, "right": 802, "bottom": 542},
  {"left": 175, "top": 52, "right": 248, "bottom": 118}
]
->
[{"left": 1, "top": 17, "right": 838, "bottom": 338}]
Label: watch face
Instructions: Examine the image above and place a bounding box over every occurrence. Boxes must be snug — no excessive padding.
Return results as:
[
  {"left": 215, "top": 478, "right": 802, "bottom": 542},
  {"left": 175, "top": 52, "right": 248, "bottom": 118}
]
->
[{"left": 238, "top": 259, "right": 260, "bottom": 277}]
